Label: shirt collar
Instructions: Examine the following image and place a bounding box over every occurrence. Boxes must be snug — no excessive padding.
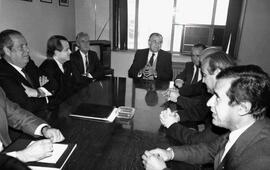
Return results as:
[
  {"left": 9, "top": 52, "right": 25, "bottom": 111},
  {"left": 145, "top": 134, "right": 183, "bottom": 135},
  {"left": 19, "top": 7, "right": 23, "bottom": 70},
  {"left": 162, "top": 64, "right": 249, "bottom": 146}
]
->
[
  {"left": 229, "top": 121, "right": 255, "bottom": 144},
  {"left": 53, "top": 57, "right": 64, "bottom": 73}
]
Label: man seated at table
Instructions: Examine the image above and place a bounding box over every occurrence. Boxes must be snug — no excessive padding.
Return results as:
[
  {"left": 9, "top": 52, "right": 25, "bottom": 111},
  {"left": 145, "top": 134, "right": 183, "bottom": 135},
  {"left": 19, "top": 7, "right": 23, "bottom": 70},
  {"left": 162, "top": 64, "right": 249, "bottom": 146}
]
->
[
  {"left": 0, "top": 87, "right": 64, "bottom": 162},
  {"left": 161, "top": 50, "right": 235, "bottom": 144},
  {"left": 142, "top": 65, "right": 270, "bottom": 170},
  {"left": 39, "top": 35, "right": 76, "bottom": 108},
  {"left": 0, "top": 29, "right": 57, "bottom": 114},
  {"left": 166, "top": 49, "right": 235, "bottom": 123},
  {"left": 128, "top": 33, "right": 173, "bottom": 81},
  {"left": 70, "top": 32, "right": 104, "bottom": 86},
  {"left": 174, "top": 43, "right": 206, "bottom": 88}
]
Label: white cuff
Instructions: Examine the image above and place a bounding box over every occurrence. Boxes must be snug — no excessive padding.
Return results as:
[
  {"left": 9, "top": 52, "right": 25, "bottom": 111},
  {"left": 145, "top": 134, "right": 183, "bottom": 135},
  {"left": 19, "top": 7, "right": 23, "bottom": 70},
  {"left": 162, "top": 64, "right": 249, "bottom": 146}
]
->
[
  {"left": 166, "top": 147, "right": 174, "bottom": 160},
  {"left": 34, "top": 123, "right": 49, "bottom": 136}
]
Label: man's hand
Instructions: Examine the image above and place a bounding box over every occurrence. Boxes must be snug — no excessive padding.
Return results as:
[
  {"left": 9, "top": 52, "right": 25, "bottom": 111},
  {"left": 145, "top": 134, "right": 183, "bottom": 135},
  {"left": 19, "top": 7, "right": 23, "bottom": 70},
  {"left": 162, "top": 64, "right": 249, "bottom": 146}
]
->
[
  {"left": 148, "top": 148, "right": 173, "bottom": 161},
  {"left": 21, "top": 83, "right": 38, "bottom": 97},
  {"left": 16, "top": 139, "right": 53, "bottom": 162},
  {"left": 42, "top": 127, "right": 65, "bottom": 143},
  {"left": 142, "top": 64, "right": 155, "bottom": 78},
  {"left": 160, "top": 108, "right": 180, "bottom": 128},
  {"left": 39, "top": 75, "right": 49, "bottom": 86},
  {"left": 174, "top": 79, "right": 184, "bottom": 88},
  {"left": 167, "top": 90, "right": 180, "bottom": 102},
  {"left": 142, "top": 150, "right": 167, "bottom": 170}
]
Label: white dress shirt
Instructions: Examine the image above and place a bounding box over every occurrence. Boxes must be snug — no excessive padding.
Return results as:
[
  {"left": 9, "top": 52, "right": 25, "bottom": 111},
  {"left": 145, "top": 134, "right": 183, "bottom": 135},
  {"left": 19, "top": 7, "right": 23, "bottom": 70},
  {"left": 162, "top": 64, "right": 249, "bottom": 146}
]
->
[
  {"left": 8, "top": 62, "right": 52, "bottom": 98},
  {"left": 220, "top": 121, "right": 255, "bottom": 162}
]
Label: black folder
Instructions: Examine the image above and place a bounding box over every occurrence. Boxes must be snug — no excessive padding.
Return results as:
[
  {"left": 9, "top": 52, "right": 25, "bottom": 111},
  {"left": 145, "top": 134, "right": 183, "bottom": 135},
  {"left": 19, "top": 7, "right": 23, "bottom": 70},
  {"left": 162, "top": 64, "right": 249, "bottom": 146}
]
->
[{"left": 69, "top": 103, "right": 117, "bottom": 122}]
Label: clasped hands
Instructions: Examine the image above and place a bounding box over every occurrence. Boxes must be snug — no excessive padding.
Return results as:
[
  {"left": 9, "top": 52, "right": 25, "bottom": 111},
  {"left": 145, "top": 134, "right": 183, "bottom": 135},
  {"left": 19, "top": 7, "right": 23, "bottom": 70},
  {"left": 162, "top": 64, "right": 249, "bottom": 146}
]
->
[
  {"left": 160, "top": 108, "right": 180, "bottom": 128},
  {"left": 139, "top": 64, "right": 157, "bottom": 79},
  {"left": 162, "top": 87, "right": 180, "bottom": 103},
  {"left": 21, "top": 75, "right": 49, "bottom": 97},
  {"left": 16, "top": 127, "right": 65, "bottom": 162},
  {"left": 142, "top": 148, "right": 173, "bottom": 170}
]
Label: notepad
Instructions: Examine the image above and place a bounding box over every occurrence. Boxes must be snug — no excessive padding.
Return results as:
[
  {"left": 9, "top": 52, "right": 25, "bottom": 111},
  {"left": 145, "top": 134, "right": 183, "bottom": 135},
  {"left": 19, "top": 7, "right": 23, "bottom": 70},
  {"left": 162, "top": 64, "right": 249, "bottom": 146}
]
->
[{"left": 4, "top": 139, "right": 77, "bottom": 170}]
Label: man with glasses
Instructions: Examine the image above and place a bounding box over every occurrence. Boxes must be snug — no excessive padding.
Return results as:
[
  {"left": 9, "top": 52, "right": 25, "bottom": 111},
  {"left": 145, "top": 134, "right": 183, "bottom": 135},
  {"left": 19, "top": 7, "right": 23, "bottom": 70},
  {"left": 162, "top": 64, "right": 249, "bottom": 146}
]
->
[{"left": 128, "top": 33, "right": 173, "bottom": 81}]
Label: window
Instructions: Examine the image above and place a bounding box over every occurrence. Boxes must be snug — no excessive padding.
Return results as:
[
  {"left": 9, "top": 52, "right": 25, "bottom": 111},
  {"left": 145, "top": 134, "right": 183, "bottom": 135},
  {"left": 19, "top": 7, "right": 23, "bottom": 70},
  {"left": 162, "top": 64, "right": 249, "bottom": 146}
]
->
[{"left": 128, "top": 0, "right": 229, "bottom": 54}]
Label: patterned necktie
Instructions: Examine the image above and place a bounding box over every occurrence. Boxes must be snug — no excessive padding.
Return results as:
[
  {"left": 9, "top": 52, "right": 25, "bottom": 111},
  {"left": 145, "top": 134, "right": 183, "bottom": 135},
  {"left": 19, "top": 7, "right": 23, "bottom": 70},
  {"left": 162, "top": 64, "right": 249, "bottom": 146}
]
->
[
  {"left": 149, "top": 53, "right": 155, "bottom": 66},
  {"left": 22, "top": 68, "right": 34, "bottom": 87}
]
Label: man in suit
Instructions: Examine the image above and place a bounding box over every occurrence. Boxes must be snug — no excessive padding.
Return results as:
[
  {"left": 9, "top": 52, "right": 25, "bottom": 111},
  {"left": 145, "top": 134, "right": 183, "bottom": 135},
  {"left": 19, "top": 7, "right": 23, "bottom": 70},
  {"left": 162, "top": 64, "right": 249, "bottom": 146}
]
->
[
  {"left": 39, "top": 35, "right": 75, "bottom": 108},
  {"left": 174, "top": 43, "right": 206, "bottom": 88},
  {"left": 161, "top": 51, "right": 234, "bottom": 145},
  {"left": 0, "top": 29, "right": 57, "bottom": 113},
  {"left": 128, "top": 33, "right": 173, "bottom": 81},
  {"left": 165, "top": 49, "right": 232, "bottom": 122},
  {"left": 70, "top": 32, "right": 104, "bottom": 86},
  {"left": 0, "top": 87, "right": 65, "bottom": 163},
  {"left": 142, "top": 65, "right": 270, "bottom": 170}
]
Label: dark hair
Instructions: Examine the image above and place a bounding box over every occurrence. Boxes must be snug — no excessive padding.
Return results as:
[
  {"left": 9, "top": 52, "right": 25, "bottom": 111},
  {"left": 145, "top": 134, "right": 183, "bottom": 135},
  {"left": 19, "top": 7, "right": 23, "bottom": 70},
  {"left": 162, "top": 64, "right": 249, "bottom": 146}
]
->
[
  {"left": 217, "top": 65, "right": 270, "bottom": 119},
  {"left": 205, "top": 51, "right": 236, "bottom": 75},
  {"left": 148, "top": 32, "right": 163, "bottom": 40},
  {"left": 0, "top": 29, "right": 23, "bottom": 57},
  {"left": 193, "top": 43, "right": 206, "bottom": 50},
  {"left": 46, "top": 35, "right": 68, "bottom": 58}
]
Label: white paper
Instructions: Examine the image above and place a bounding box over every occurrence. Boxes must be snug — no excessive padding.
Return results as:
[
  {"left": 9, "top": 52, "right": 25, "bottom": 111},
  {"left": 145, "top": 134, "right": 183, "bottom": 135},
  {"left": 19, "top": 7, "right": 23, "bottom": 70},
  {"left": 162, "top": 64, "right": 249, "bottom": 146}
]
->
[{"left": 28, "top": 142, "right": 68, "bottom": 164}]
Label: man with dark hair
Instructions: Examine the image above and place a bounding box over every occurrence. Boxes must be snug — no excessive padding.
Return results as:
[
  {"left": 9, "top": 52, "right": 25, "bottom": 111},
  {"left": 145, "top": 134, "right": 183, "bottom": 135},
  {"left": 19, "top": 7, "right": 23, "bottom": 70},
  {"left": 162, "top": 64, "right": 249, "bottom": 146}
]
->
[
  {"left": 70, "top": 32, "right": 104, "bottom": 86},
  {"left": 165, "top": 49, "right": 235, "bottom": 123},
  {"left": 39, "top": 35, "right": 75, "bottom": 107},
  {"left": 174, "top": 43, "right": 206, "bottom": 88},
  {"left": 128, "top": 33, "right": 173, "bottom": 81},
  {"left": 0, "top": 29, "right": 57, "bottom": 113},
  {"left": 142, "top": 65, "right": 270, "bottom": 170},
  {"left": 161, "top": 50, "right": 235, "bottom": 145}
]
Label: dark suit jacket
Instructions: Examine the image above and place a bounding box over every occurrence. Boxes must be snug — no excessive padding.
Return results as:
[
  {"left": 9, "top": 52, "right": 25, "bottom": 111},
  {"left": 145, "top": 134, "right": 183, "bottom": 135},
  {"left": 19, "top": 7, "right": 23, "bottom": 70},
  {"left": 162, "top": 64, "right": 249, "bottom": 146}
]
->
[
  {"left": 175, "top": 62, "right": 195, "bottom": 85},
  {"left": 0, "top": 87, "right": 45, "bottom": 146},
  {"left": 0, "top": 58, "right": 57, "bottom": 113},
  {"left": 167, "top": 122, "right": 228, "bottom": 145},
  {"left": 128, "top": 48, "right": 173, "bottom": 81},
  {"left": 70, "top": 50, "right": 104, "bottom": 85},
  {"left": 39, "top": 59, "right": 76, "bottom": 106},
  {"left": 172, "top": 118, "right": 270, "bottom": 170}
]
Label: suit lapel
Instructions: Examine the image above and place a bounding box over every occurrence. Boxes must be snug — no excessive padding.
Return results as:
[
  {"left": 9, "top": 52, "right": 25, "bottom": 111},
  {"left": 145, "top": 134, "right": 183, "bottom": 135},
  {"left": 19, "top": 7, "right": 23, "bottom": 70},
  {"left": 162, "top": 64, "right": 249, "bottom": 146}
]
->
[
  {"left": 76, "top": 50, "right": 85, "bottom": 74},
  {"left": 216, "top": 119, "right": 266, "bottom": 170},
  {"left": 2, "top": 60, "right": 33, "bottom": 87}
]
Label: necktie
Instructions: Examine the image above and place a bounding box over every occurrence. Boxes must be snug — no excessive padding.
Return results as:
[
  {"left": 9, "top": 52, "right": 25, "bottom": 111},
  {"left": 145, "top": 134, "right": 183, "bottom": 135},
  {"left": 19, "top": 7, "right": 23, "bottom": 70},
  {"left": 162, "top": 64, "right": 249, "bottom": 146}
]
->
[
  {"left": 191, "top": 66, "right": 199, "bottom": 84},
  {"left": 22, "top": 68, "right": 34, "bottom": 87},
  {"left": 85, "top": 53, "right": 89, "bottom": 74},
  {"left": 149, "top": 53, "right": 155, "bottom": 66}
]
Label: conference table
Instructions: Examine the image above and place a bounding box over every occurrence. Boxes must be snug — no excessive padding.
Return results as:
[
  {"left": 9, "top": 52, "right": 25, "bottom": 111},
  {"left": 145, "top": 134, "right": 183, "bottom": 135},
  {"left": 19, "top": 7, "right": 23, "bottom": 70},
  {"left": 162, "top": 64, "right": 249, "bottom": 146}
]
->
[{"left": 14, "top": 77, "right": 200, "bottom": 170}]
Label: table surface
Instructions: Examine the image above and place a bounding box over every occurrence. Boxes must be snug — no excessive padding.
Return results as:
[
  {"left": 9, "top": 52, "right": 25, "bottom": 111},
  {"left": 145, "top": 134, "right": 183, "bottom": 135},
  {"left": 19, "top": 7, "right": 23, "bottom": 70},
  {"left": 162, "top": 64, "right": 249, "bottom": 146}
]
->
[{"left": 12, "top": 77, "right": 197, "bottom": 170}]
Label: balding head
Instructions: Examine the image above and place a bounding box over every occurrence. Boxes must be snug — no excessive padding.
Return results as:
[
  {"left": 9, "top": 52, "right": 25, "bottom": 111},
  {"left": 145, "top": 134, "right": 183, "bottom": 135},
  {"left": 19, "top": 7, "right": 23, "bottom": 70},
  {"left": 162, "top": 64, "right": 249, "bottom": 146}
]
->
[{"left": 200, "top": 47, "right": 222, "bottom": 63}]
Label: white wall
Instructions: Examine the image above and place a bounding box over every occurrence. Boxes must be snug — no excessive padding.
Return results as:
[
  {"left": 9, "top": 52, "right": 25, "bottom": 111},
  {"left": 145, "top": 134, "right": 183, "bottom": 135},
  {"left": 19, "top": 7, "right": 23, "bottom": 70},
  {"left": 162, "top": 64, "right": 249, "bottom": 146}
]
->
[
  {"left": 75, "top": 0, "right": 110, "bottom": 40},
  {"left": 238, "top": 0, "right": 270, "bottom": 73},
  {"left": 0, "top": 0, "right": 75, "bottom": 66}
]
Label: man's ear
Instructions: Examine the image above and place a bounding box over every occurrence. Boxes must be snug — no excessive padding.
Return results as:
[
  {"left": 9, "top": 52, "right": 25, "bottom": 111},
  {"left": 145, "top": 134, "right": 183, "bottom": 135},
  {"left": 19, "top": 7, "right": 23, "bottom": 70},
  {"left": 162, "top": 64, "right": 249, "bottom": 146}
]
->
[
  {"left": 238, "top": 101, "right": 252, "bottom": 116},
  {"left": 3, "top": 46, "right": 11, "bottom": 56}
]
